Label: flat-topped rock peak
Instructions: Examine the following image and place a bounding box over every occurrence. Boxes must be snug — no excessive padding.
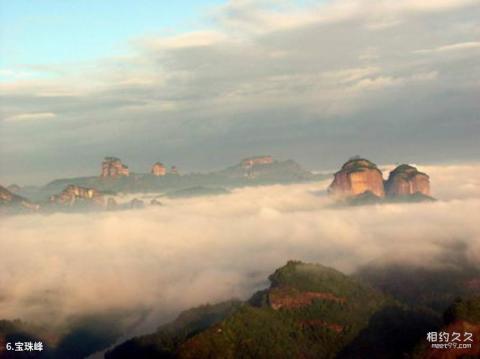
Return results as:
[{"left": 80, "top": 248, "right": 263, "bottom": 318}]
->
[
  {"left": 328, "top": 158, "right": 433, "bottom": 202},
  {"left": 329, "top": 158, "right": 385, "bottom": 198},
  {"left": 385, "top": 164, "right": 431, "bottom": 197},
  {"left": 101, "top": 157, "right": 129, "bottom": 177}
]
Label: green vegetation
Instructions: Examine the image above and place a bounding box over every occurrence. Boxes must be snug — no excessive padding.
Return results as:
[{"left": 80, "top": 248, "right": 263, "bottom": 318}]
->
[
  {"left": 0, "top": 310, "right": 146, "bottom": 359},
  {"left": 341, "top": 158, "right": 378, "bottom": 172},
  {"left": 105, "top": 301, "right": 242, "bottom": 359},
  {"left": 356, "top": 261, "right": 480, "bottom": 314},
  {"left": 107, "top": 261, "right": 426, "bottom": 359},
  {"left": 38, "top": 159, "right": 323, "bottom": 201},
  {"left": 389, "top": 164, "right": 428, "bottom": 178},
  {"left": 444, "top": 297, "right": 480, "bottom": 324}
]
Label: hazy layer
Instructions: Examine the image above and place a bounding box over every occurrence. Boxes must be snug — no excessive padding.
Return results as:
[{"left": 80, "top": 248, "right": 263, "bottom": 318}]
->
[{"left": 0, "top": 163, "right": 479, "bottom": 329}]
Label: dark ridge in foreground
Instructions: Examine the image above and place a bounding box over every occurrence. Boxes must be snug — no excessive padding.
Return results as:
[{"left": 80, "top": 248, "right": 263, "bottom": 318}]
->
[
  {"left": 106, "top": 261, "right": 447, "bottom": 359},
  {"left": 2, "top": 260, "right": 479, "bottom": 358}
]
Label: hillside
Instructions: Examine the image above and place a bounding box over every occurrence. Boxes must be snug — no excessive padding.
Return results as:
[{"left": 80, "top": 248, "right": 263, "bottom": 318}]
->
[
  {"left": 39, "top": 158, "right": 320, "bottom": 199},
  {"left": 106, "top": 261, "right": 439, "bottom": 359},
  {"left": 356, "top": 261, "right": 480, "bottom": 314}
]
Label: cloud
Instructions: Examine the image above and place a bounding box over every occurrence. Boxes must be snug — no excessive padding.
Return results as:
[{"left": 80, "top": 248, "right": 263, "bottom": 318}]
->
[
  {"left": 0, "top": 163, "right": 479, "bottom": 332},
  {"left": 4, "top": 112, "right": 57, "bottom": 122},
  {"left": 414, "top": 41, "right": 480, "bottom": 54},
  {"left": 138, "top": 31, "right": 228, "bottom": 50},
  {"left": 0, "top": 0, "right": 479, "bottom": 184}
]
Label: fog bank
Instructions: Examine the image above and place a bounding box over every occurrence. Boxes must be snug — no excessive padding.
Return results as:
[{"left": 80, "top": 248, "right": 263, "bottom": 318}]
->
[{"left": 0, "top": 163, "right": 479, "bottom": 329}]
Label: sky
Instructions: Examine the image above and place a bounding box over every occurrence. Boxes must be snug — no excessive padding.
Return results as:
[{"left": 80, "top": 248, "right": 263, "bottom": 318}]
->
[
  {"left": 0, "top": 0, "right": 479, "bottom": 185},
  {"left": 0, "top": 0, "right": 225, "bottom": 69}
]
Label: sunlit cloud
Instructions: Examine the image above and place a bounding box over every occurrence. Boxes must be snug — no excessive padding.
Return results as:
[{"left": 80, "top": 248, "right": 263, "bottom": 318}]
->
[
  {"left": 0, "top": 0, "right": 479, "bottom": 184},
  {"left": 414, "top": 41, "right": 480, "bottom": 54},
  {"left": 4, "top": 112, "right": 56, "bottom": 122},
  {"left": 0, "top": 163, "right": 479, "bottom": 329}
]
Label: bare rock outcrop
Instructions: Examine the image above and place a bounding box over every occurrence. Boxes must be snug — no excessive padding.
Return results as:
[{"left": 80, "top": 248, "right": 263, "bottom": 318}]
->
[
  {"left": 328, "top": 158, "right": 385, "bottom": 198},
  {"left": 101, "top": 157, "right": 129, "bottom": 177},
  {"left": 0, "top": 185, "right": 39, "bottom": 211},
  {"left": 241, "top": 155, "right": 273, "bottom": 168},
  {"left": 50, "top": 185, "right": 104, "bottom": 207},
  {"left": 385, "top": 164, "right": 430, "bottom": 197},
  {"left": 268, "top": 286, "right": 346, "bottom": 310},
  {"left": 151, "top": 162, "right": 166, "bottom": 176}
]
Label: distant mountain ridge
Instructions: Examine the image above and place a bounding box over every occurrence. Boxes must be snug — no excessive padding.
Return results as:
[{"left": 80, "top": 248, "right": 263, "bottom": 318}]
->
[{"left": 43, "top": 156, "right": 317, "bottom": 195}]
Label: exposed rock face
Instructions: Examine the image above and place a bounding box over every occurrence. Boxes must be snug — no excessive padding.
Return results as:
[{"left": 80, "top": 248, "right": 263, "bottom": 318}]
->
[
  {"left": 385, "top": 164, "right": 430, "bottom": 197},
  {"left": 106, "top": 260, "right": 393, "bottom": 359},
  {"left": 101, "top": 157, "right": 129, "bottom": 177},
  {"left": 0, "top": 185, "right": 39, "bottom": 211},
  {"left": 328, "top": 158, "right": 385, "bottom": 198},
  {"left": 50, "top": 185, "right": 104, "bottom": 206},
  {"left": 0, "top": 185, "right": 20, "bottom": 203},
  {"left": 268, "top": 286, "right": 346, "bottom": 310},
  {"left": 241, "top": 155, "right": 273, "bottom": 168},
  {"left": 239, "top": 155, "right": 276, "bottom": 178},
  {"left": 151, "top": 162, "right": 166, "bottom": 176}
]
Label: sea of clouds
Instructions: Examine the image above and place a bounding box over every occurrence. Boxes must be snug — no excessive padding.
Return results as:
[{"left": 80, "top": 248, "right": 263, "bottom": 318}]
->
[{"left": 0, "top": 163, "right": 479, "bottom": 333}]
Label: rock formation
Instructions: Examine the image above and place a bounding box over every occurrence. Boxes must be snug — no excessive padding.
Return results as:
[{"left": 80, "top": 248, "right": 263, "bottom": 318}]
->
[
  {"left": 268, "top": 287, "right": 346, "bottom": 310},
  {"left": 385, "top": 164, "right": 430, "bottom": 197},
  {"left": 106, "top": 260, "right": 393, "bottom": 359},
  {"left": 241, "top": 155, "right": 273, "bottom": 168},
  {"left": 101, "top": 157, "right": 129, "bottom": 177},
  {"left": 328, "top": 158, "right": 385, "bottom": 198},
  {"left": 50, "top": 185, "right": 104, "bottom": 206},
  {"left": 1, "top": 185, "right": 20, "bottom": 203},
  {"left": 0, "top": 185, "right": 39, "bottom": 211},
  {"left": 151, "top": 162, "right": 166, "bottom": 176}
]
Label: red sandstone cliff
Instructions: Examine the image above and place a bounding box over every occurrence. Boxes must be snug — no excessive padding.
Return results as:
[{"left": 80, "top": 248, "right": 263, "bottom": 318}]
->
[
  {"left": 268, "top": 286, "right": 346, "bottom": 310},
  {"left": 328, "top": 158, "right": 385, "bottom": 198},
  {"left": 101, "top": 157, "right": 129, "bottom": 177},
  {"left": 0, "top": 185, "right": 39, "bottom": 211},
  {"left": 151, "top": 162, "right": 167, "bottom": 176},
  {"left": 50, "top": 185, "right": 104, "bottom": 206},
  {"left": 241, "top": 155, "right": 273, "bottom": 168},
  {"left": 385, "top": 164, "right": 431, "bottom": 197}
]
